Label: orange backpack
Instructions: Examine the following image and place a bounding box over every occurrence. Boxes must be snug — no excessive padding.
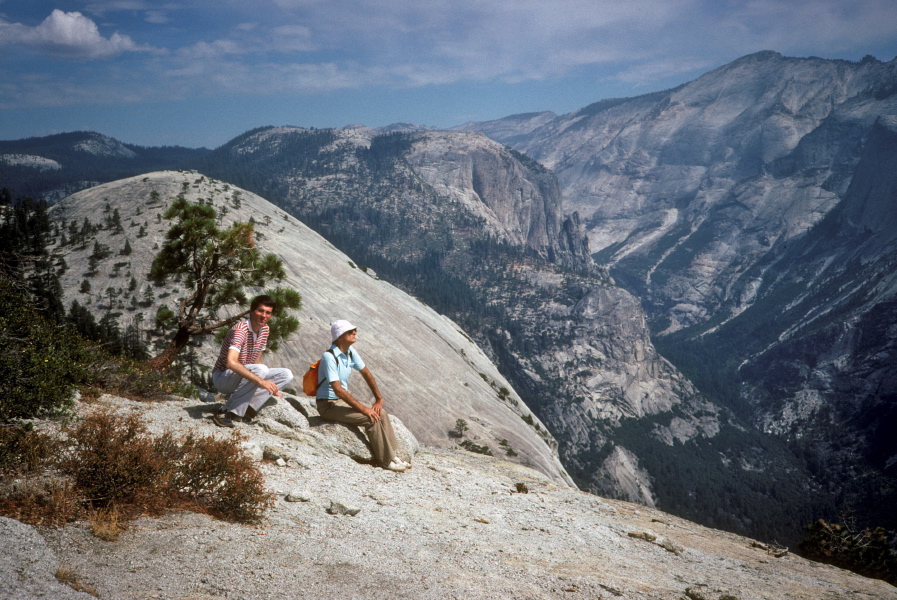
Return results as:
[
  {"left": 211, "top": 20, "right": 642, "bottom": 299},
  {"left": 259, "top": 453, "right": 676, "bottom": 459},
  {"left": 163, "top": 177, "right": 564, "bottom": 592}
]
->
[{"left": 301, "top": 349, "right": 336, "bottom": 397}]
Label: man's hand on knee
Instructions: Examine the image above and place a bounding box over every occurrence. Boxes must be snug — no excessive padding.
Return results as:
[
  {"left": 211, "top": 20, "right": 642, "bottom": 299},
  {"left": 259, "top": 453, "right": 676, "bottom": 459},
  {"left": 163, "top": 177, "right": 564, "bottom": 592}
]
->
[{"left": 260, "top": 379, "right": 281, "bottom": 397}]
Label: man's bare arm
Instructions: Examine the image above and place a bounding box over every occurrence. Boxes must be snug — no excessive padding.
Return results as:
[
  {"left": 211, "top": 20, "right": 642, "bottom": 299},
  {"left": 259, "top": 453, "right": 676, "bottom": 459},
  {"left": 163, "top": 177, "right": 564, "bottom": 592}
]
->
[
  {"left": 359, "top": 367, "right": 384, "bottom": 416},
  {"left": 330, "top": 379, "right": 380, "bottom": 422}
]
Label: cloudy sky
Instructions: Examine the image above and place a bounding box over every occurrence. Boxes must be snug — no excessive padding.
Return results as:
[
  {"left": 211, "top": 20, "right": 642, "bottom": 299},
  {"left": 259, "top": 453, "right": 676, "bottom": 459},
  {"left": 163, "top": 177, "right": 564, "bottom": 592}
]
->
[{"left": 3, "top": 1, "right": 897, "bottom": 148}]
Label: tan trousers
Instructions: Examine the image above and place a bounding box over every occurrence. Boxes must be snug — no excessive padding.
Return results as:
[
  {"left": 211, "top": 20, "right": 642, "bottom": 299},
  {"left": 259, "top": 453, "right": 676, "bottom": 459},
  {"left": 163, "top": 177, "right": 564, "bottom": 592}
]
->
[{"left": 316, "top": 399, "right": 397, "bottom": 466}]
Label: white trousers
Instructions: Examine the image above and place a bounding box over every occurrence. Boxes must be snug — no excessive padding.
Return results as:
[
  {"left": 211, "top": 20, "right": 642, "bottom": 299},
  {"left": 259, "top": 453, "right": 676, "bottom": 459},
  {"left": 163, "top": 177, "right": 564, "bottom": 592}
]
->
[{"left": 212, "top": 364, "right": 293, "bottom": 418}]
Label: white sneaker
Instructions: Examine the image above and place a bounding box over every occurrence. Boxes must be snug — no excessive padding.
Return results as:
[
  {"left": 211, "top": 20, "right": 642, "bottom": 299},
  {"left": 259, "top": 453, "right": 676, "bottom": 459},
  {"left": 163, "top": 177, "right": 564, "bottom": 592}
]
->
[
  {"left": 385, "top": 460, "right": 408, "bottom": 472},
  {"left": 395, "top": 458, "right": 411, "bottom": 469}
]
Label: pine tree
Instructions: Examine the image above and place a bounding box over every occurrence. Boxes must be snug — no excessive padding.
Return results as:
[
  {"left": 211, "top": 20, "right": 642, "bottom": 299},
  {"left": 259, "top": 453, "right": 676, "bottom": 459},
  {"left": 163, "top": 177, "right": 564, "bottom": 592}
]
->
[{"left": 147, "top": 197, "right": 301, "bottom": 369}]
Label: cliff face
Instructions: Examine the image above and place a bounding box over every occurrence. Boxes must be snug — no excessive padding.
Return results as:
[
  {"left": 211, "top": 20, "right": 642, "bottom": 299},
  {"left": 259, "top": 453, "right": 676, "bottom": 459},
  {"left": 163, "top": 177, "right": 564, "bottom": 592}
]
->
[
  {"left": 736, "top": 116, "right": 897, "bottom": 519},
  {"left": 468, "top": 52, "right": 897, "bottom": 332},
  {"left": 48, "top": 171, "right": 572, "bottom": 485},
  {"left": 460, "top": 52, "right": 897, "bottom": 530}
]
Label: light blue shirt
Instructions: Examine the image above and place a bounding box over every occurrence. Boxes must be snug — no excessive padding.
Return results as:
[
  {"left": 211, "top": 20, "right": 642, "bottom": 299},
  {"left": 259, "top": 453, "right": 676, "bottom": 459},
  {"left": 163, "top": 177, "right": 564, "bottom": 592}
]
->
[{"left": 317, "top": 345, "right": 365, "bottom": 400}]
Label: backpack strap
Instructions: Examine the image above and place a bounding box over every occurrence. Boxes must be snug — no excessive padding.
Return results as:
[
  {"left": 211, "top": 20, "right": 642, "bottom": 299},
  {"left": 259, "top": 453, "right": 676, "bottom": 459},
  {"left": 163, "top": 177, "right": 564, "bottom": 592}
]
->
[{"left": 316, "top": 348, "right": 337, "bottom": 391}]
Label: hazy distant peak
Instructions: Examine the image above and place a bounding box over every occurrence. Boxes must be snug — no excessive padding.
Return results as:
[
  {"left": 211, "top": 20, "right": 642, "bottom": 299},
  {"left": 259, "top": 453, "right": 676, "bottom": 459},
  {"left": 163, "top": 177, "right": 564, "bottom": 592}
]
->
[
  {"left": 0, "top": 153, "right": 61, "bottom": 171},
  {"left": 73, "top": 132, "right": 137, "bottom": 158},
  {"left": 376, "top": 122, "right": 433, "bottom": 133}
]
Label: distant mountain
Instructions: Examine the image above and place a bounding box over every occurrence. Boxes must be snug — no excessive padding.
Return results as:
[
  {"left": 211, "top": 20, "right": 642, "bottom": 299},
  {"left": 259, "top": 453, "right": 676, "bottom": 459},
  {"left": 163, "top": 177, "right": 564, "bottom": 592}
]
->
[
  {"left": 451, "top": 111, "right": 557, "bottom": 145},
  {"left": 0, "top": 131, "right": 207, "bottom": 202},
  {"left": 459, "top": 51, "right": 897, "bottom": 531},
  {"left": 188, "top": 125, "right": 827, "bottom": 544}
]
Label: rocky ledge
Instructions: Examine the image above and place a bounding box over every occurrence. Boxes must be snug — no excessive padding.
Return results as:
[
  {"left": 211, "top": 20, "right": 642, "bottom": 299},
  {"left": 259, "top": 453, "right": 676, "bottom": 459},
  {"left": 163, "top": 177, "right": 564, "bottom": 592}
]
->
[{"left": 3, "top": 394, "right": 895, "bottom": 600}]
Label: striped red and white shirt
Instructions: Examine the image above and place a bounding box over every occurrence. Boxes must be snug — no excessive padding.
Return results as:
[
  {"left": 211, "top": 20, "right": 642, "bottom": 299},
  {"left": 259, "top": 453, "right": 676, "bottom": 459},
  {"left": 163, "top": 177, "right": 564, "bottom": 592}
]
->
[{"left": 213, "top": 319, "right": 269, "bottom": 372}]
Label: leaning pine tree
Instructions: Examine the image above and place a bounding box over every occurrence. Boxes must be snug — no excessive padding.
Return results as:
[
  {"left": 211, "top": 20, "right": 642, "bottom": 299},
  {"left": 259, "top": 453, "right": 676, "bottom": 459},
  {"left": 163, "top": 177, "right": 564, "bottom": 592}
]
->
[{"left": 147, "top": 196, "right": 301, "bottom": 370}]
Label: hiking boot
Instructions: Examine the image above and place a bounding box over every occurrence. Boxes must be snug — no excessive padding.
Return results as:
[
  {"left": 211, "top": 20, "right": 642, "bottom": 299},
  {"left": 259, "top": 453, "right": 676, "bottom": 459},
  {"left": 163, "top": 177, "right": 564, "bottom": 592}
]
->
[{"left": 212, "top": 411, "right": 235, "bottom": 428}]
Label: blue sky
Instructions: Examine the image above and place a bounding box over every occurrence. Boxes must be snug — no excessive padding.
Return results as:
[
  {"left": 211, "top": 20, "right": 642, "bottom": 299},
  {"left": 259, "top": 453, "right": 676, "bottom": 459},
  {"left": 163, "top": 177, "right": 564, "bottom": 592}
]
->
[{"left": 2, "top": 1, "right": 897, "bottom": 148}]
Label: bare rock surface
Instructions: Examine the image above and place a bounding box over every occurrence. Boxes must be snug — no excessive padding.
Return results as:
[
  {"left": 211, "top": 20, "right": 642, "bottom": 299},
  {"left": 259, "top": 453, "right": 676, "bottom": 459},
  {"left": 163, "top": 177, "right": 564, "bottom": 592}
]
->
[
  {"left": 0, "top": 517, "right": 96, "bottom": 600},
  {"left": 48, "top": 170, "right": 570, "bottom": 486},
  {"left": 14, "top": 394, "right": 895, "bottom": 600}
]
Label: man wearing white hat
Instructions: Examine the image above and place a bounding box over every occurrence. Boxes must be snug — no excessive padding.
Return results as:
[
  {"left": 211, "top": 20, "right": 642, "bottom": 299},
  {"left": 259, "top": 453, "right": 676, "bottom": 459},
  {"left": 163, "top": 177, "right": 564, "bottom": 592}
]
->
[{"left": 316, "top": 319, "right": 410, "bottom": 472}]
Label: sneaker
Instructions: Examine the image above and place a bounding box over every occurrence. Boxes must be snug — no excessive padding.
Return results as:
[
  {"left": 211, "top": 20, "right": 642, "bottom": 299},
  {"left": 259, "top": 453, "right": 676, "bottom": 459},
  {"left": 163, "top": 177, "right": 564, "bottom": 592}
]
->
[
  {"left": 212, "top": 411, "right": 235, "bottom": 428},
  {"left": 395, "top": 458, "right": 412, "bottom": 469},
  {"left": 384, "top": 460, "right": 408, "bottom": 472}
]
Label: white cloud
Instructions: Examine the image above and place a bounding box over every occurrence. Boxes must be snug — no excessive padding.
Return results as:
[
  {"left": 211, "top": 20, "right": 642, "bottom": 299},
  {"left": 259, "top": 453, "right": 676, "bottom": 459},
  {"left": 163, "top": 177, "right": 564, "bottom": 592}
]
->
[
  {"left": 0, "top": 9, "right": 151, "bottom": 59},
  {"left": 107, "top": 0, "right": 897, "bottom": 98},
  {"left": 2, "top": 0, "right": 896, "bottom": 113},
  {"left": 144, "top": 11, "right": 171, "bottom": 24}
]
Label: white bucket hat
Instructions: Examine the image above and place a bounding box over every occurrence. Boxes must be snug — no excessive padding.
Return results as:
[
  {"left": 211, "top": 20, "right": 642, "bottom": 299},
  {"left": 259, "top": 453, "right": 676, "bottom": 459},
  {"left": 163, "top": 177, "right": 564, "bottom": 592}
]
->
[{"left": 330, "top": 319, "right": 358, "bottom": 342}]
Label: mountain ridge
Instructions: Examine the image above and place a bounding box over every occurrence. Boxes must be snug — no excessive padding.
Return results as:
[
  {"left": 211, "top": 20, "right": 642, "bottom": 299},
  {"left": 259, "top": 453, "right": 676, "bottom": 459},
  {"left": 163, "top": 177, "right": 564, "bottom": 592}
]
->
[{"left": 458, "top": 50, "right": 897, "bottom": 532}]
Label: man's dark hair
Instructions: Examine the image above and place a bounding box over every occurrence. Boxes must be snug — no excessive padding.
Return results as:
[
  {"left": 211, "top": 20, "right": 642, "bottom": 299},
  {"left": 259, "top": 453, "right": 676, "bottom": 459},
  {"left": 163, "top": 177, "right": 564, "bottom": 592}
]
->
[{"left": 250, "top": 294, "right": 277, "bottom": 312}]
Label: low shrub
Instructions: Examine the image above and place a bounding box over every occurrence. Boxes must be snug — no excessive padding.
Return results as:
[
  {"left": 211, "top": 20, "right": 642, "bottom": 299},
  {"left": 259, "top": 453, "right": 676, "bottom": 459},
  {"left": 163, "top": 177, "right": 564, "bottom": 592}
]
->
[
  {"left": 60, "top": 410, "right": 271, "bottom": 523},
  {"left": 0, "top": 410, "right": 272, "bottom": 529},
  {"left": 0, "top": 476, "right": 83, "bottom": 527},
  {"left": 174, "top": 432, "right": 273, "bottom": 522},
  {"left": 61, "top": 411, "right": 170, "bottom": 509},
  {"left": 458, "top": 439, "right": 493, "bottom": 456}
]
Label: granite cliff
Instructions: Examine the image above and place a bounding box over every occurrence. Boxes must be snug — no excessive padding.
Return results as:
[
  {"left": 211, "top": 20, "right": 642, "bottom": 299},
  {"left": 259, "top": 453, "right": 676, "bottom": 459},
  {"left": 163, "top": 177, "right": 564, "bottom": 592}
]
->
[{"left": 459, "top": 51, "right": 897, "bottom": 531}]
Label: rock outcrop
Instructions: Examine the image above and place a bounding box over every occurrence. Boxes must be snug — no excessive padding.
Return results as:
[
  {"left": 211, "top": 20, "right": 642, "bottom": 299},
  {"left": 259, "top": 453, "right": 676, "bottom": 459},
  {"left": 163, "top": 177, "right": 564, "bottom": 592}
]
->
[
  {"left": 190, "top": 128, "right": 723, "bottom": 512},
  {"left": 48, "top": 171, "right": 572, "bottom": 486},
  {"left": 4, "top": 393, "right": 894, "bottom": 600}
]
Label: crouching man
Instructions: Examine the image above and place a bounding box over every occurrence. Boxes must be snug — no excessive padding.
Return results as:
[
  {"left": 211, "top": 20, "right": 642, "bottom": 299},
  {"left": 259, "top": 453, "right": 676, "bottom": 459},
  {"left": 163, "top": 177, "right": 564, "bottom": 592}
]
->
[
  {"left": 211, "top": 295, "right": 293, "bottom": 427},
  {"left": 316, "top": 320, "right": 410, "bottom": 472}
]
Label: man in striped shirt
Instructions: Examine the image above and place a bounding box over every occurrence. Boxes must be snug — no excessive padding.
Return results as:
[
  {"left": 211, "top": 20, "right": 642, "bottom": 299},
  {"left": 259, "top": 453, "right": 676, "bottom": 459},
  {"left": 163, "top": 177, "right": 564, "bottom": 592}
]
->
[{"left": 211, "top": 295, "right": 293, "bottom": 427}]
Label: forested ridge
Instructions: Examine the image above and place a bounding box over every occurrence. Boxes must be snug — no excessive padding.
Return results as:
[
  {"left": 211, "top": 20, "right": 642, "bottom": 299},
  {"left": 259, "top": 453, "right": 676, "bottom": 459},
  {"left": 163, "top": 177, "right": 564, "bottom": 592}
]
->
[{"left": 0, "top": 132, "right": 207, "bottom": 201}]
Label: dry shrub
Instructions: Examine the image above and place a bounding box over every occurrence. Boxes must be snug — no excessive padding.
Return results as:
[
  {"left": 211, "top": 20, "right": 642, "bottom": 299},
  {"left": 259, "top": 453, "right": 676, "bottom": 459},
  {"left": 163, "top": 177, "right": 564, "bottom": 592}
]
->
[
  {"left": 2, "top": 410, "right": 271, "bottom": 529},
  {"left": 0, "top": 475, "right": 83, "bottom": 527},
  {"left": 0, "top": 422, "right": 77, "bottom": 527},
  {"left": 61, "top": 411, "right": 169, "bottom": 508},
  {"left": 63, "top": 409, "right": 271, "bottom": 524},
  {"left": 173, "top": 431, "right": 273, "bottom": 523}
]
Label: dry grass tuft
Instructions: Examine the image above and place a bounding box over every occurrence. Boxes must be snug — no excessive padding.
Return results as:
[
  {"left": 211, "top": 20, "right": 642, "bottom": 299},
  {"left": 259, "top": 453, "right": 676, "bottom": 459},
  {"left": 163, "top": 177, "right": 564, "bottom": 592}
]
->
[
  {"left": 55, "top": 566, "right": 100, "bottom": 597},
  {"left": 90, "top": 504, "right": 124, "bottom": 542}
]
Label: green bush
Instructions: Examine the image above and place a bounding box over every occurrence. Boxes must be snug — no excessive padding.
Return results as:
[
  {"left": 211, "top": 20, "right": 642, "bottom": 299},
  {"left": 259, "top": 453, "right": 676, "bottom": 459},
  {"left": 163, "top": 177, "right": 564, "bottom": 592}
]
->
[
  {"left": 458, "top": 440, "right": 493, "bottom": 456},
  {"left": 0, "top": 278, "right": 94, "bottom": 421},
  {"left": 0, "top": 279, "right": 190, "bottom": 421}
]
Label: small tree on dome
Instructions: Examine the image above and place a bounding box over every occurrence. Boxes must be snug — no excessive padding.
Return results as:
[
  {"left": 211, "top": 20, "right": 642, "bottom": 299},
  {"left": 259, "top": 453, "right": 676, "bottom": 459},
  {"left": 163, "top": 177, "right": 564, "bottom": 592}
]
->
[{"left": 147, "top": 196, "right": 301, "bottom": 370}]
